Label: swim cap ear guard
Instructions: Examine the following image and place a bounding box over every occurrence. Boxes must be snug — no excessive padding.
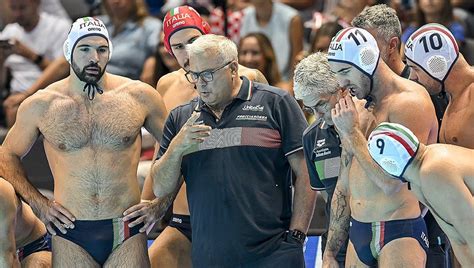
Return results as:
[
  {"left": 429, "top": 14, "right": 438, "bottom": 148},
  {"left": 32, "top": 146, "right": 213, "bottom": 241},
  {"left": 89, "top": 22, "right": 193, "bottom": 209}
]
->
[
  {"left": 163, "top": 5, "right": 211, "bottom": 55},
  {"left": 368, "top": 122, "right": 420, "bottom": 182},
  {"left": 63, "top": 17, "right": 112, "bottom": 100},
  {"left": 404, "top": 23, "right": 459, "bottom": 95},
  {"left": 327, "top": 27, "right": 380, "bottom": 106}
]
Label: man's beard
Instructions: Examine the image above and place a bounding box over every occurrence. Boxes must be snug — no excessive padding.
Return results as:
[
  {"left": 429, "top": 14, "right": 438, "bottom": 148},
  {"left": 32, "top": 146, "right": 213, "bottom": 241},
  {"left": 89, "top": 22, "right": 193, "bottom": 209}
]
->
[{"left": 72, "top": 62, "right": 105, "bottom": 84}]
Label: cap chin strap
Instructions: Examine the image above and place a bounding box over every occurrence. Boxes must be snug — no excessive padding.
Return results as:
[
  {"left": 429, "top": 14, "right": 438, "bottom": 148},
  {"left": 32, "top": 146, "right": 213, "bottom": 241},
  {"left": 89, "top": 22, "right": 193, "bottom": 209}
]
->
[
  {"left": 72, "top": 64, "right": 105, "bottom": 101},
  {"left": 364, "top": 75, "right": 375, "bottom": 109},
  {"left": 363, "top": 56, "right": 380, "bottom": 109},
  {"left": 83, "top": 83, "right": 104, "bottom": 100}
]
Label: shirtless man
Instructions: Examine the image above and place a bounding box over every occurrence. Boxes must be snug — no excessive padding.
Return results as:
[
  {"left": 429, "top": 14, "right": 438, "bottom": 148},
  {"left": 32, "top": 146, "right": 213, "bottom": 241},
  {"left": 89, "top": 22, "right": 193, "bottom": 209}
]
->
[
  {"left": 323, "top": 27, "right": 438, "bottom": 267},
  {"left": 367, "top": 122, "right": 474, "bottom": 266},
  {"left": 0, "top": 17, "right": 167, "bottom": 267},
  {"left": 130, "top": 6, "right": 268, "bottom": 268},
  {"left": 352, "top": 7, "right": 452, "bottom": 266},
  {"left": 405, "top": 23, "right": 474, "bottom": 149},
  {"left": 0, "top": 177, "right": 51, "bottom": 267}
]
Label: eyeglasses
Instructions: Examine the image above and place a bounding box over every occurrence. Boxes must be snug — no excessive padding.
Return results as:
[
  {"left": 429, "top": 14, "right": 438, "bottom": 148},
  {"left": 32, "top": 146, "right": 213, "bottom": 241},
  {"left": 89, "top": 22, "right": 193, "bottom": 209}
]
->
[
  {"left": 185, "top": 61, "right": 233, "bottom": 84},
  {"left": 302, "top": 100, "right": 331, "bottom": 115},
  {"left": 302, "top": 105, "right": 318, "bottom": 115}
]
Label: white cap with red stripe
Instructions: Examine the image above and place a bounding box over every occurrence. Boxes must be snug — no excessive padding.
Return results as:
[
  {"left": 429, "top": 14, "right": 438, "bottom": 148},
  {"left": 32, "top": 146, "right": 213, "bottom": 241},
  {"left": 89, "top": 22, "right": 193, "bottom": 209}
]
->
[
  {"left": 328, "top": 27, "right": 380, "bottom": 78},
  {"left": 405, "top": 23, "right": 459, "bottom": 83},
  {"left": 368, "top": 122, "right": 420, "bottom": 181}
]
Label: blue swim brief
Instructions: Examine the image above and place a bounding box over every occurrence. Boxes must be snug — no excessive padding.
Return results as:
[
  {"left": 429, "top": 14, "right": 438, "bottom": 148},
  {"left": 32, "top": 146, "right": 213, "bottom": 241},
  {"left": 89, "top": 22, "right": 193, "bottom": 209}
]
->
[
  {"left": 53, "top": 217, "right": 143, "bottom": 265},
  {"left": 349, "top": 216, "right": 429, "bottom": 267},
  {"left": 17, "top": 233, "right": 51, "bottom": 262}
]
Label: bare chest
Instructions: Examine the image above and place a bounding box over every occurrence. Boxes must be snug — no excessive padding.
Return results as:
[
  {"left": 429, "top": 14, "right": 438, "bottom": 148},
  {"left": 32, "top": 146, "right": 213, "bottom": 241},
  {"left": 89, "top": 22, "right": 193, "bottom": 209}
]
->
[
  {"left": 440, "top": 99, "right": 474, "bottom": 147},
  {"left": 163, "top": 81, "right": 197, "bottom": 111},
  {"left": 348, "top": 162, "right": 379, "bottom": 197},
  {"left": 39, "top": 96, "right": 145, "bottom": 151}
]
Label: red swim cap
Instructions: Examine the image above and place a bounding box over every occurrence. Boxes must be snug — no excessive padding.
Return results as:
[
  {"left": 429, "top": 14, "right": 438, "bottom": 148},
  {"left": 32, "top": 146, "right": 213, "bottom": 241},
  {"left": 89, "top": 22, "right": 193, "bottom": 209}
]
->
[{"left": 163, "top": 6, "right": 211, "bottom": 55}]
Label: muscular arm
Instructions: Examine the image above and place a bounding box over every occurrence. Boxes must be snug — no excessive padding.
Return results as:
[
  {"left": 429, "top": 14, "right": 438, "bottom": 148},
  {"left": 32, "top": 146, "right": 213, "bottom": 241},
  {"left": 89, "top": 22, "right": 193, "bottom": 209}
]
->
[
  {"left": 0, "top": 181, "right": 20, "bottom": 268},
  {"left": 349, "top": 96, "right": 436, "bottom": 195},
  {"left": 150, "top": 140, "right": 185, "bottom": 198},
  {"left": 323, "top": 149, "right": 352, "bottom": 259},
  {"left": 288, "top": 150, "right": 317, "bottom": 233},
  {"left": 343, "top": 128, "right": 404, "bottom": 195},
  {"left": 151, "top": 112, "right": 209, "bottom": 198},
  {"left": 142, "top": 84, "right": 168, "bottom": 142},
  {"left": 0, "top": 97, "right": 50, "bottom": 216}
]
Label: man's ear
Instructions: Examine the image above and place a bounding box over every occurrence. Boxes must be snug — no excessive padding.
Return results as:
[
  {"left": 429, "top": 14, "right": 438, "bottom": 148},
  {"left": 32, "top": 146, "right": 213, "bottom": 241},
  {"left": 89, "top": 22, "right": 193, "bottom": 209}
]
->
[
  {"left": 230, "top": 61, "right": 238, "bottom": 75},
  {"left": 388, "top": 36, "right": 400, "bottom": 55}
]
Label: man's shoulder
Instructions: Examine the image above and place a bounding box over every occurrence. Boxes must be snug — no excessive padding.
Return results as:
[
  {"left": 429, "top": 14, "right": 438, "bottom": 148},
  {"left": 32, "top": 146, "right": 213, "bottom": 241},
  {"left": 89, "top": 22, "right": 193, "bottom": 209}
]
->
[
  {"left": 113, "top": 75, "right": 156, "bottom": 96},
  {"left": 388, "top": 78, "right": 432, "bottom": 110},
  {"left": 21, "top": 85, "right": 65, "bottom": 114},
  {"left": 159, "top": 70, "right": 184, "bottom": 84},
  {"left": 156, "top": 70, "right": 186, "bottom": 94},
  {"left": 239, "top": 64, "right": 268, "bottom": 84},
  {"left": 253, "top": 82, "right": 289, "bottom": 99}
]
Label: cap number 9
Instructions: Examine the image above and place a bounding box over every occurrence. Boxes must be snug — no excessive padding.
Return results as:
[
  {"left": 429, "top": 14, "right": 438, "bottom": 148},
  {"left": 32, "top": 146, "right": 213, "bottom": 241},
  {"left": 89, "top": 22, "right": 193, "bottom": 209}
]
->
[{"left": 376, "top": 138, "right": 385, "bottom": 154}]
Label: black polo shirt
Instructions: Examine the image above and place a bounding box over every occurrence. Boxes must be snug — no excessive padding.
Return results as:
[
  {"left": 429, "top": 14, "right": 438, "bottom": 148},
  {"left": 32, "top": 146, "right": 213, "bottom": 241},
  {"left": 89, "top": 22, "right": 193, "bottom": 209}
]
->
[
  {"left": 157, "top": 77, "right": 308, "bottom": 266},
  {"left": 303, "top": 121, "right": 341, "bottom": 193},
  {"left": 302, "top": 120, "right": 348, "bottom": 261}
]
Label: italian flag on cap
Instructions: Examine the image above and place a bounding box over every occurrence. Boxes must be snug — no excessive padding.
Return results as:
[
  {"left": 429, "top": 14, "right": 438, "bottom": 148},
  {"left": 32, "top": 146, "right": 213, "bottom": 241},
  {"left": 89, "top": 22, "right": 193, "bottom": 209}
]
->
[
  {"left": 370, "top": 122, "right": 419, "bottom": 157},
  {"left": 170, "top": 7, "right": 181, "bottom": 16}
]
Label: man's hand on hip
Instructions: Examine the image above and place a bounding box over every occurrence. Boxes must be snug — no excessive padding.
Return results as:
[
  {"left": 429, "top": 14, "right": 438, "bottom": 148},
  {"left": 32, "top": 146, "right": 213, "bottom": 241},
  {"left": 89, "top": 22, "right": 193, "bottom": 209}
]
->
[{"left": 39, "top": 199, "right": 76, "bottom": 235}]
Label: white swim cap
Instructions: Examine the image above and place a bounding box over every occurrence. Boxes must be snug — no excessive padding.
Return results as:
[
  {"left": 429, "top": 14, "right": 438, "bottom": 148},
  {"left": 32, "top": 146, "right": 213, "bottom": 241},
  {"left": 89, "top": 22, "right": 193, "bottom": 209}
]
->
[
  {"left": 405, "top": 23, "right": 459, "bottom": 83},
  {"left": 368, "top": 122, "right": 420, "bottom": 181},
  {"left": 63, "top": 17, "right": 113, "bottom": 64},
  {"left": 328, "top": 27, "right": 380, "bottom": 78}
]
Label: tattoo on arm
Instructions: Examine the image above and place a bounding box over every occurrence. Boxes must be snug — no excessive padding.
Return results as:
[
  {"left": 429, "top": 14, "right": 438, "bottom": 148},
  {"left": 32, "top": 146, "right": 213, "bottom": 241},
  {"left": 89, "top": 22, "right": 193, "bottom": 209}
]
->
[
  {"left": 343, "top": 154, "right": 350, "bottom": 167},
  {"left": 325, "top": 187, "right": 351, "bottom": 253}
]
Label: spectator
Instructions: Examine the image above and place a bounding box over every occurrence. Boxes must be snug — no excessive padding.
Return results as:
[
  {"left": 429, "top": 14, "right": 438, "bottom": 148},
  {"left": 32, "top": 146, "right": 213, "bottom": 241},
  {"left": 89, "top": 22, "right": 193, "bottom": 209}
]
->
[
  {"left": 0, "top": 0, "right": 70, "bottom": 127},
  {"left": 401, "top": 0, "right": 465, "bottom": 45},
  {"left": 210, "top": 0, "right": 249, "bottom": 43},
  {"left": 100, "top": 0, "right": 161, "bottom": 83},
  {"left": 238, "top": 33, "right": 291, "bottom": 93},
  {"left": 240, "top": 0, "right": 303, "bottom": 81},
  {"left": 309, "top": 21, "right": 344, "bottom": 53},
  {"left": 295, "top": 21, "right": 343, "bottom": 74},
  {"left": 40, "top": 0, "right": 70, "bottom": 20}
]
